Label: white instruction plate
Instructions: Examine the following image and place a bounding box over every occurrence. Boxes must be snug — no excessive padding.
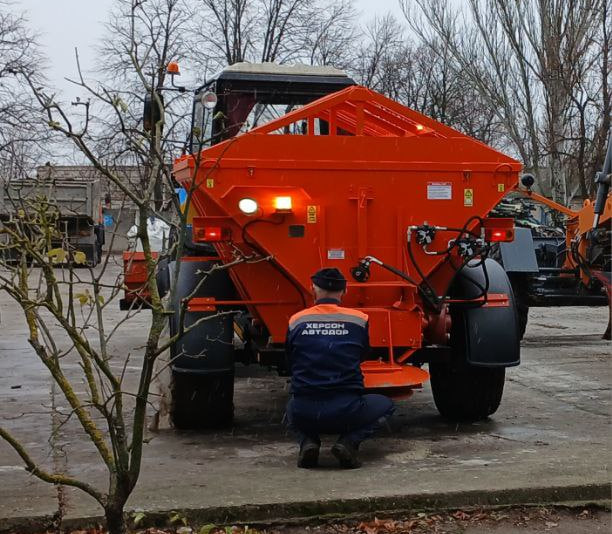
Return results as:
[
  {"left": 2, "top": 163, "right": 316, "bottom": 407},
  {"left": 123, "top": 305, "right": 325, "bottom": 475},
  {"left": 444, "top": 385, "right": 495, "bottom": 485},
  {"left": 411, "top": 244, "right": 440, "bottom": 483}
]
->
[{"left": 427, "top": 182, "right": 452, "bottom": 200}]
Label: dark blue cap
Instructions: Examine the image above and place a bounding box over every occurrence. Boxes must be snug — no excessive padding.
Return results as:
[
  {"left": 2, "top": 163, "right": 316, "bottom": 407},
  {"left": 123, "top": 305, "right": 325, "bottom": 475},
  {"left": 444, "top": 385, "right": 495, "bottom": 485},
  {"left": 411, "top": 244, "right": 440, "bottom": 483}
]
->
[{"left": 311, "top": 268, "right": 347, "bottom": 291}]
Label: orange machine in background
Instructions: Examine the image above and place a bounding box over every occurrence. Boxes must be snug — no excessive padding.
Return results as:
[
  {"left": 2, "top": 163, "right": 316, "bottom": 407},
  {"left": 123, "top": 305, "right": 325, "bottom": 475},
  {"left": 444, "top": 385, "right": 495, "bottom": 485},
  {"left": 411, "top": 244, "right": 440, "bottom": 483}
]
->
[{"left": 505, "top": 164, "right": 611, "bottom": 339}]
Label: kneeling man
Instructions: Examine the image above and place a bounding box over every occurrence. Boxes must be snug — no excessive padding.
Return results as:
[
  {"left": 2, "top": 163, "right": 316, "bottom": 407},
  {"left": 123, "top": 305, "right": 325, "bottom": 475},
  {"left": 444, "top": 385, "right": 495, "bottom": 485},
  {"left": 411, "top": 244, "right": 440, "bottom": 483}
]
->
[{"left": 286, "top": 268, "right": 394, "bottom": 469}]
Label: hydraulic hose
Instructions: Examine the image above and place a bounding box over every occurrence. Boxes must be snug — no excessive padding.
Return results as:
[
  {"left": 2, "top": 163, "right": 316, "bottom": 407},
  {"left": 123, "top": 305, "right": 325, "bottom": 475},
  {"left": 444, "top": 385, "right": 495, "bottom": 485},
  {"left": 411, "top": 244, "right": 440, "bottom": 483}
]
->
[
  {"left": 357, "top": 255, "right": 440, "bottom": 310},
  {"left": 406, "top": 215, "right": 489, "bottom": 307},
  {"left": 406, "top": 237, "right": 442, "bottom": 306},
  {"left": 444, "top": 252, "right": 491, "bottom": 306}
]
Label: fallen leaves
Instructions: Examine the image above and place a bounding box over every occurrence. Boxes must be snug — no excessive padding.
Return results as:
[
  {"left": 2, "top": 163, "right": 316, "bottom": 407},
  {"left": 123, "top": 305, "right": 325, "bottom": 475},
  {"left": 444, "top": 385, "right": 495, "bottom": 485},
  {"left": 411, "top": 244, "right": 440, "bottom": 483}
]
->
[
  {"left": 577, "top": 509, "right": 591, "bottom": 519},
  {"left": 49, "top": 506, "right": 608, "bottom": 534},
  {"left": 312, "top": 507, "right": 576, "bottom": 534},
  {"left": 356, "top": 518, "right": 399, "bottom": 534},
  {"left": 349, "top": 509, "right": 496, "bottom": 533}
]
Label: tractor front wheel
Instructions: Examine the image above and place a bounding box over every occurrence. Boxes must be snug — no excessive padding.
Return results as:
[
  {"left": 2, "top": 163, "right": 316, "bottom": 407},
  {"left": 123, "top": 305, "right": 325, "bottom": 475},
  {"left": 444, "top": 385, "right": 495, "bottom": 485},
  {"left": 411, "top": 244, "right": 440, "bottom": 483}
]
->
[
  {"left": 170, "top": 370, "right": 234, "bottom": 429},
  {"left": 167, "top": 258, "right": 237, "bottom": 429}
]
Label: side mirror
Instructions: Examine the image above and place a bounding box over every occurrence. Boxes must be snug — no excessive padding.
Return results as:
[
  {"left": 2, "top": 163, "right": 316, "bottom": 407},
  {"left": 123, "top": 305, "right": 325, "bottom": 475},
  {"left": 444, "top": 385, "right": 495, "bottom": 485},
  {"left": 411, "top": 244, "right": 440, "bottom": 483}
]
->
[
  {"left": 521, "top": 173, "right": 535, "bottom": 189},
  {"left": 143, "top": 92, "right": 164, "bottom": 132},
  {"left": 200, "top": 91, "right": 218, "bottom": 110}
]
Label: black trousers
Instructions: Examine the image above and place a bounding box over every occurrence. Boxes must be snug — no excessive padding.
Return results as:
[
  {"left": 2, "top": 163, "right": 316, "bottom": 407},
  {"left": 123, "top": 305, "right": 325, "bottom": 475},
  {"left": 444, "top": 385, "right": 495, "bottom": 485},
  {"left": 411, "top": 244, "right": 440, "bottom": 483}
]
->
[{"left": 286, "top": 392, "right": 394, "bottom": 446}]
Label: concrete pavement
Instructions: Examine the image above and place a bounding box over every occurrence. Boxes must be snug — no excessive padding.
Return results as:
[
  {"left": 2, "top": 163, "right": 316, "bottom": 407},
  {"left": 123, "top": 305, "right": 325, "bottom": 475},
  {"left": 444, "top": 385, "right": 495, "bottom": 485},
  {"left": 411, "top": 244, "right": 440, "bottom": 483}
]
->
[{"left": 0, "top": 261, "right": 609, "bottom": 530}]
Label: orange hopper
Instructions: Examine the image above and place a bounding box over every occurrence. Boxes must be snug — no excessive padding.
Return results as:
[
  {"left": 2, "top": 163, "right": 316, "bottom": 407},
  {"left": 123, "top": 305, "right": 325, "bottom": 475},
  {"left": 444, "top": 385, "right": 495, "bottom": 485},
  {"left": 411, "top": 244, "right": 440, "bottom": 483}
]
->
[{"left": 173, "top": 85, "right": 522, "bottom": 394}]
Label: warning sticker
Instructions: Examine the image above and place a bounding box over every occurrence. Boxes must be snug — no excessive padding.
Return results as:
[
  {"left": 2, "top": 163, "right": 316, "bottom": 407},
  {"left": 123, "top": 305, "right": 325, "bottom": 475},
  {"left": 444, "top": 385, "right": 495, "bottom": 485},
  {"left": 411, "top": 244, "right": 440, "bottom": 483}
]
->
[
  {"left": 306, "top": 205, "right": 317, "bottom": 223},
  {"left": 497, "top": 183, "right": 505, "bottom": 192},
  {"left": 464, "top": 188, "right": 474, "bottom": 207},
  {"left": 427, "top": 182, "right": 452, "bottom": 200},
  {"left": 327, "top": 249, "right": 345, "bottom": 260},
  {"left": 206, "top": 178, "right": 214, "bottom": 188}
]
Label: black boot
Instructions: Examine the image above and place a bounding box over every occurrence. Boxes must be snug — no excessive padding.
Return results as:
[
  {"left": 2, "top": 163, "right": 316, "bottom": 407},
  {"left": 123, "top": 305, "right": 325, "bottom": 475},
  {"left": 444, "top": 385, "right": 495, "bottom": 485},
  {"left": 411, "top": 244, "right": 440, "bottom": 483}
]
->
[
  {"left": 298, "top": 438, "right": 320, "bottom": 468},
  {"left": 331, "top": 438, "right": 361, "bottom": 469}
]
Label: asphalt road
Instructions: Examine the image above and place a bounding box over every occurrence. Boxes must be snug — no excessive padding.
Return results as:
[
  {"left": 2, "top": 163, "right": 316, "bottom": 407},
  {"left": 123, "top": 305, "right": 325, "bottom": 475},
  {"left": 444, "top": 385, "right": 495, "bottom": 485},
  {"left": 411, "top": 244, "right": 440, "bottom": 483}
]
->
[{"left": 0, "top": 261, "right": 609, "bottom": 530}]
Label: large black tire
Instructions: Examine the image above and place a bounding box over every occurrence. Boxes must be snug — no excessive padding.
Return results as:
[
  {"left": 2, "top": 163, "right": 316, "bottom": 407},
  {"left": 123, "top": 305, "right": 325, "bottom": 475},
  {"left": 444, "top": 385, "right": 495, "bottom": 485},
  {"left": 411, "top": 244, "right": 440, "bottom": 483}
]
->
[
  {"left": 168, "top": 259, "right": 236, "bottom": 429},
  {"left": 429, "top": 360, "right": 505, "bottom": 421},
  {"left": 430, "top": 259, "right": 514, "bottom": 421},
  {"left": 170, "top": 370, "right": 234, "bottom": 429}
]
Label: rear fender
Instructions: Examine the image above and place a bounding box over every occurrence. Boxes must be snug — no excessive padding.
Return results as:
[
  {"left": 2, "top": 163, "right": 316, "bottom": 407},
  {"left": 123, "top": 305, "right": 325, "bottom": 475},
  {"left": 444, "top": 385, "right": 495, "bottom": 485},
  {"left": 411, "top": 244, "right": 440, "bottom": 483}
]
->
[{"left": 450, "top": 258, "right": 520, "bottom": 367}]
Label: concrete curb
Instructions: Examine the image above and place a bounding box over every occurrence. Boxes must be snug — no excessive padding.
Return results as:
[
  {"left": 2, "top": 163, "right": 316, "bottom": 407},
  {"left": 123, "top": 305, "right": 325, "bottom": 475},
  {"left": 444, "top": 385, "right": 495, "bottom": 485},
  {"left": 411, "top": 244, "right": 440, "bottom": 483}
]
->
[{"left": 1, "top": 482, "right": 610, "bottom": 533}]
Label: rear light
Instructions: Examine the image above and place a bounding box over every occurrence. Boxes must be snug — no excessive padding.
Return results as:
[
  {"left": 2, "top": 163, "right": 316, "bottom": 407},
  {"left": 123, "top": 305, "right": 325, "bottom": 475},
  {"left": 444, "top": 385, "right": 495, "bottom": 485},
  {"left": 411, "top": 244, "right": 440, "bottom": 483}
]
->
[
  {"left": 482, "top": 217, "right": 515, "bottom": 242},
  {"left": 274, "top": 196, "right": 293, "bottom": 212},
  {"left": 193, "top": 225, "right": 230, "bottom": 242},
  {"left": 486, "top": 228, "right": 515, "bottom": 242}
]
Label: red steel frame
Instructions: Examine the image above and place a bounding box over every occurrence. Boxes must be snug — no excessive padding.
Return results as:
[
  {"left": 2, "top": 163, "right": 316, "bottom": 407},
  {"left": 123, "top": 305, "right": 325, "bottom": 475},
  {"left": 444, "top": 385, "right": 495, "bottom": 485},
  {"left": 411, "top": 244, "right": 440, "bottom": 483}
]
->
[{"left": 174, "top": 86, "right": 521, "bottom": 390}]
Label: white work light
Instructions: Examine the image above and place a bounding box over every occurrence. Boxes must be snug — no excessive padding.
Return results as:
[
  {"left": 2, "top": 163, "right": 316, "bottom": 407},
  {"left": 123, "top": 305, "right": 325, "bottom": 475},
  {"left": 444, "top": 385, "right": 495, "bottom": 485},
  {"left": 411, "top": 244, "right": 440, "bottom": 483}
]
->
[{"left": 238, "top": 198, "right": 258, "bottom": 215}]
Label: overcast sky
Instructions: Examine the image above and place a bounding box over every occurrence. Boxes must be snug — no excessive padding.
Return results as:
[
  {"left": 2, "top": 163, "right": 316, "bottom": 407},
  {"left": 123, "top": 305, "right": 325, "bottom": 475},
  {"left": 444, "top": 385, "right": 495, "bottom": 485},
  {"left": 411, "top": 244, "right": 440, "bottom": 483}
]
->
[{"left": 11, "top": 0, "right": 405, "bottom": 102}]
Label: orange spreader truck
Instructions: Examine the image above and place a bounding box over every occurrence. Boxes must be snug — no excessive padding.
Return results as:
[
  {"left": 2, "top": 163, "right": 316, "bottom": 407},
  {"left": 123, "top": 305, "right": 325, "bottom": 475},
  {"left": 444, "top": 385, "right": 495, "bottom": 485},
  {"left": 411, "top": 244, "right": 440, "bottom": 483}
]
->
[{"left": 135, "top": 63, "right": 526, "bottom": 428}]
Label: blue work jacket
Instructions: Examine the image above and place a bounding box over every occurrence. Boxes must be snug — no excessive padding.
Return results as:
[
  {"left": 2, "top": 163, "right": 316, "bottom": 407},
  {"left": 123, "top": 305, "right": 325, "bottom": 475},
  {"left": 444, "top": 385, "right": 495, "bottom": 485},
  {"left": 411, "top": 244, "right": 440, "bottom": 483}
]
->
[{"left": 286, "top": 298, "right": 369, "bottom": 396}]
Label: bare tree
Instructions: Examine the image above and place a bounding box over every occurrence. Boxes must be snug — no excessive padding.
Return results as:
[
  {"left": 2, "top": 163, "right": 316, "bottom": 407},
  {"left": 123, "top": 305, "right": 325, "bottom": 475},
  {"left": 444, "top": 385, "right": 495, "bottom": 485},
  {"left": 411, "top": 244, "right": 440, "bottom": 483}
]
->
[
  {"left": 402, "top": 0, "right": 607, "bottom": 205},
  {"left": 0, "top": 1, "right": 48, "bottom": 179},
  {"left": 565, "top": 0, "right": 610, "bottom": 197},
  {"left": 192, "top": 0, "right": 357, "bottom": 77},
  {"left": 196, "top": 0, "right": 255, "bottom": 66},
  {"left": 355, "top": 15, "right": 406, "bottom": 91},
  {"left": 303, "top": 0, "right": 357, "bottom": 68},
  {"left": 353, "top": 14, "right": 502, "bottom": 145},
  {"left": 96, "top": 0, "right": 194, "bottom": 207},
  {"left": 0, "top": 2, "right": 252, "bottom": 533}
]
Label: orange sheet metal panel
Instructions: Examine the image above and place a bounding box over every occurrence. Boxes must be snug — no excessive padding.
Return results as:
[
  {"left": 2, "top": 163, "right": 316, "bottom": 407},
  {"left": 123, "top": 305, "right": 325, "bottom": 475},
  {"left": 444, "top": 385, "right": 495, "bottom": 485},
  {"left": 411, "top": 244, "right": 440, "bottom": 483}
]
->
[
  {"left": 123, "top": 251, "right": 158, "bottom": 304},
  {"left": 173, "top": 86, "right": 521, "bottom": 350}
]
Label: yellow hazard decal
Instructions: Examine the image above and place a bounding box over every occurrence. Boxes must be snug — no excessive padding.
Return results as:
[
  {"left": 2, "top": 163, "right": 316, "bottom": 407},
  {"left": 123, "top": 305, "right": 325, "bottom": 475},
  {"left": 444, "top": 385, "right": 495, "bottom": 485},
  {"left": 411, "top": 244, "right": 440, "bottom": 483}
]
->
[
  {"left": 306, "top": 205, "right": 317, "bottom": 223},
  {"left": 497, "top": 183, "right": 505, "bottom": 192},
  {"left": 464, "top": 188, "right": 474, "bottom": 207},
  {"left": 206, "top": 178, "right": 214, "bottom": 188}
]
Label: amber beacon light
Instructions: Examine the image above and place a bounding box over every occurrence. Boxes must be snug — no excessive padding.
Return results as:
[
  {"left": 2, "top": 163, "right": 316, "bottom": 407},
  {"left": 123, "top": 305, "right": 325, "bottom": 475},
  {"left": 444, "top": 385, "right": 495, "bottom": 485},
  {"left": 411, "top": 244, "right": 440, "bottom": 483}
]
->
[{"left": 274, "top": 196, "right": 293, "bottom": 212}]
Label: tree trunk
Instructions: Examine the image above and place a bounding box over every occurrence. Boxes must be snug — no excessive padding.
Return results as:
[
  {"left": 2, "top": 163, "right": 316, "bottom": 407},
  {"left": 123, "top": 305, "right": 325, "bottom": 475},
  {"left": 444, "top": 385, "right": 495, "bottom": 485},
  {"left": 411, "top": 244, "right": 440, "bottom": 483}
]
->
[
  {"left": 105, "top": 505, "right": 127, "bottom": 534},
  {"left": 576, "top": 104, "right": 588, "bottom": 199},
  {"left": 550, "top": 148, "right": 567, "bottom": 205}
]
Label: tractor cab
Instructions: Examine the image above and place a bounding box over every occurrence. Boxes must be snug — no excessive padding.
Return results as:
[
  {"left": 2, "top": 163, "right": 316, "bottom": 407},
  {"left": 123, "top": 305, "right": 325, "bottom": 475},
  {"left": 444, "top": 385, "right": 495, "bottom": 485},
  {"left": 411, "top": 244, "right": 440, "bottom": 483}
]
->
[{"left": 190, "top": 62, "right": 355, "bottom": 152}]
